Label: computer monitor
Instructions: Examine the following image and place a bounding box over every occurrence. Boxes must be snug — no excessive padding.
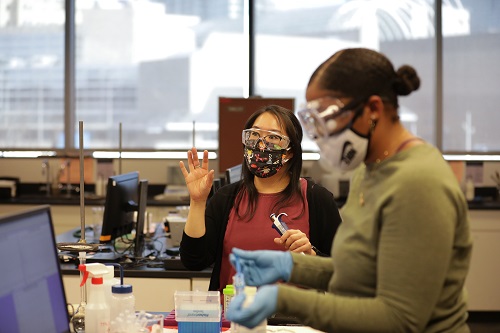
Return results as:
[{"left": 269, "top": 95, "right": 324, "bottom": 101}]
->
[
  {"left": 0, "top": 205, "right": 70, "bottom": 332},
  {"left": 134, "top": 179, "right": 148, "bottom": 258},
  {"left": 207, "top": 178, "right": 222, "bottom": 200},
  {"left": 100, "top": 171, "right": 143, "bottom": 245},
  {"left": 225, "top": 164, "right": 243, "bottom": 184}
]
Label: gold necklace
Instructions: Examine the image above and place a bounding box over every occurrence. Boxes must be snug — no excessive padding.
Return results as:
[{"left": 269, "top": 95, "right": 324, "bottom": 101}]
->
[{"left": 375, "top": 150, "right": 389, "bottom": 164}]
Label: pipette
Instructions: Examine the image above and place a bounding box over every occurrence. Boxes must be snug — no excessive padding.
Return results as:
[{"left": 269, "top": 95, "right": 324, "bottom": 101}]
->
[
  {"left": 270, "top": 212, "right": 306, "bottom": 255},
  {"left": 232, "top": 253, "right": 245, "bottom": 296},
  {"left": 270, "top": 212, "right": 289, "bottom": 236}
]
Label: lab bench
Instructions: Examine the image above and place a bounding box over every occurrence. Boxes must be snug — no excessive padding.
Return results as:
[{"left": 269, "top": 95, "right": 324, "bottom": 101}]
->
[
  {"left": 0, "top": 195, "right": 205, "bottom": 313},
  {"left": 0, "top": 196, "right": 188, "bottom": 235},
  {"left": 2, "top": 198, "right": 500, "bottom": 311},
  {"left": 61, "top": 265, "right": 211, "bottom": 313},
  {"left": 56, "top": 227, "right": 211, "bottom": 313}
]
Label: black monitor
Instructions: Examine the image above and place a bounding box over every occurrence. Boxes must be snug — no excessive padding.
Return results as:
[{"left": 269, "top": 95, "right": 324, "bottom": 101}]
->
[
  {"left": 207, "top": 178, "right": 222, "bottom": 200},
  {"left": 134, "top": 179, "right": 148, "bottom": 258},
  {"left": 225, "top": 164, "right": 243, "bottom": 184},
  {"left": 100, "top": 171, "right": 143, "bottom": 246}
]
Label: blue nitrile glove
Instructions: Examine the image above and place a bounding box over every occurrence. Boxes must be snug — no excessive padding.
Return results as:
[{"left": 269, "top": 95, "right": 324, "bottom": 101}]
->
[
  {"left": 225, "top": 285, "right": 278, "bottom": 328},
  {"left": 230, "top": 248, "right": 293, "bottom": 286}
]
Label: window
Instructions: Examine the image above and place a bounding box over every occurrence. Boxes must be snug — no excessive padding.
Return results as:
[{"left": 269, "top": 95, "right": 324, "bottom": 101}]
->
[
  {"left": 74, "top": 0, "right": 247, "bottom": 150},
  {"left": 0, "top": 0, "right": 499, "bottom": 155},
  {"left": 0, "top": 0, "right": 65, "bottom": 149},
  {"left": 442, "top": 0, "right": 500, "bottom": 152},
  {"left": 254, "top": 0, "right": 437, "bottom": 150}
]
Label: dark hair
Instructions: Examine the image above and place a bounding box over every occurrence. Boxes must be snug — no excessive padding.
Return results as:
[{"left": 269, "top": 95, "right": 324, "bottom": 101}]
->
[
  {"left": 308, "top": 48, "right": 420, "bottom": 108},
  {"left": 234, "top": 104, "right": 305, "bottom": 221}
]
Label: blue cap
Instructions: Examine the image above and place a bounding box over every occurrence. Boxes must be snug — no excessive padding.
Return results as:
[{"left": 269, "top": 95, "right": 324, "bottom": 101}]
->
[{"left": 112, "top": 284, "right": 133, "bottom": 294}]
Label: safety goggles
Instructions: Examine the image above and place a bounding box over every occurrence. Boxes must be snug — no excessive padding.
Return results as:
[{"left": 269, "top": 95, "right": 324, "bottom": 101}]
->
[
  {"left": 242, "top": 128, "right": 291, "bottom": 150},
  {"left": 297, "top": 97, "right": 364, "bottom": 140}
]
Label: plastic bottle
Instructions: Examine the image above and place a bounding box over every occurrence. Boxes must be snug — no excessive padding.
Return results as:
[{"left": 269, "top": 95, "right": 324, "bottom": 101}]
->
[
  {"left": 109, "top": 264, "right": 136, "bottom": 333},
  {"left": 103, "top": 265, "right": 120, "bottom": 308},
  {"left": 79, "top": 263, "right": 111, "bottom": 333},
  {"left": 465, "top": 176, "right": 475, "bottom": 201},
  {"left": 230, "top": 286, "right": 267, "bottom": 333},
  {"left": 223, "top": 284, "right": 234, "bottom": 314},
  {"left": 95, "top": 175, "right": 103, "bottom": 196}
]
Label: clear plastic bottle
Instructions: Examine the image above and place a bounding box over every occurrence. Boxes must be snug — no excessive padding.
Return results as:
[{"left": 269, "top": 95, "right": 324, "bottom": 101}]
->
[
  {"left": 110, "top": 284, "right": 136, "bottom": 333},
  {"left": 230, "top": 286, "right": 267, "bottom": 333},
  {"left": 103, "top": 265, "right": 120, "bottom": 309},
  {"left": 223, "top": 284, "right": 234, "bottom": 314},
  {"left": 465, "top": 176, "right": 475, "bottom": 201},
  {"left": 83, "top": 265, "right": 111, "bottom": 333}
]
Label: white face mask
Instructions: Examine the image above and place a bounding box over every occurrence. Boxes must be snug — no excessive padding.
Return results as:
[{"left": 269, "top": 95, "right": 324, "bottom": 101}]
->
[
  {"left": 316, "top": 126, "right": 369, "bottom": 171},
  {"left": 298, "top": 96, "right": 370, "bottom": 171}
]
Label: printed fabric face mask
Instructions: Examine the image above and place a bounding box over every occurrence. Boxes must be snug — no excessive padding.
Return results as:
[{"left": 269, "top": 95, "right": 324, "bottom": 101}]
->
[
  {"left": 244, "top": 146, "right": 289, "bottom": 178},
  {"left": 241, "top": 128, "right": 291, "bottom": 178}
]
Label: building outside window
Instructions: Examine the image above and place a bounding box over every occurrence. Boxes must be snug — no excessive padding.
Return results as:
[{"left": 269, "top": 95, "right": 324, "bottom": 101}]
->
[
  {"left": 0, "top": 0, "right": 499, "bottom": 154},
  {"left": 0, "top": 0, "right": 65, "bottom": 149}
]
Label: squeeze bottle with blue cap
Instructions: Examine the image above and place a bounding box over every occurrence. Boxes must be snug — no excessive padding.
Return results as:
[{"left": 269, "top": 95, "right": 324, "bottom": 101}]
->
[
  {"left": 103, "top": 265, "right": 120, "bottom": 308},
  {"left": 79, "top": 263, "right": 110, "bottom": 333},
  {"left": 110, "top": 264, "right": 135, "bottom": 333}
]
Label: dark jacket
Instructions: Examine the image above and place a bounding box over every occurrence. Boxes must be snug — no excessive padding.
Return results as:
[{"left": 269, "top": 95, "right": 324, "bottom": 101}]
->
[{"left": 180, "top": 178, "right": 342, "bottom": 291}]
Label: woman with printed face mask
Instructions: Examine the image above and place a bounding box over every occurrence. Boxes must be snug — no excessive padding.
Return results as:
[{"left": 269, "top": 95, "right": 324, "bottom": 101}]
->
[
  {"left": 178, "top": 104, "right": 342, "bottom": 292},
  {"left": 225, "top": 48, "right": 472, "bottom": 332}
]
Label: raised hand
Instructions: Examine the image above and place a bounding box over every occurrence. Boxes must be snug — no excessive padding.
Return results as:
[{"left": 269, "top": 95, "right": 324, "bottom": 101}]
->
[{"left": 179, "top": 147, "right": 215, "bottom": 203}]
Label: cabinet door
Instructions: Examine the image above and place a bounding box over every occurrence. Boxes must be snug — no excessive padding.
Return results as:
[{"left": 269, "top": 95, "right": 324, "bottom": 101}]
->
[
  {"left": 191, "top": 277, "right": 210, "bottom": 291},
  {"left": 465, "top": 210, "right": 500, "bottom": 310},
  {"left": 127, "top": 277, "right": 191, "bottom": 312},
  {"left": 63, "top": 275, "right": 191, "bottom": 312}
]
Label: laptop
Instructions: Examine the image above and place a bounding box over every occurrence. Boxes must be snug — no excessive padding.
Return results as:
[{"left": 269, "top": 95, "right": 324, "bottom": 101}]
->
[{"left": 0, "top": 205, "right": 70, "bottom": 333}]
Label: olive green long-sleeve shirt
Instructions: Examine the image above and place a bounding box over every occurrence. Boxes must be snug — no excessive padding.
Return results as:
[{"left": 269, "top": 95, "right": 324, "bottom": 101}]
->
[{"left": 277, "top": 144, "right": 472, "bottom": 333}]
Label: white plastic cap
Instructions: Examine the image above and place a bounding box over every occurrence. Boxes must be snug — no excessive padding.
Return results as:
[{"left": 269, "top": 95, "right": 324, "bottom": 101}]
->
[
  {"left": 244, "top": 286, "right": 257, "bottom": 296},
  {"left": 104, "top": 266, "right": 115, "bottom": 280}
]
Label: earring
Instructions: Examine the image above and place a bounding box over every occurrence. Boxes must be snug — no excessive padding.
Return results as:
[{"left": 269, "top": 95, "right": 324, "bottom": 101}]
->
[{"left": 369, "top": 119, "right": 377, "bottom": 133}]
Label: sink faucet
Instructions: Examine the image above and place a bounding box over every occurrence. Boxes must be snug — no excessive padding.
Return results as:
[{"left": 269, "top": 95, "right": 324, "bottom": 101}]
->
[
  {"left": 58, "top": 159, "right": 73, "bottom": 197},
  {"left": 41, "top": 159, "right": 51, "bottom": 197}
]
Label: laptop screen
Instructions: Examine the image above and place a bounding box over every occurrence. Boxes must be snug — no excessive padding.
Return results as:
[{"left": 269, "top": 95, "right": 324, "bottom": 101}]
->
[{"left": 0, "top": 205, "right": 70, "bottom": 333}]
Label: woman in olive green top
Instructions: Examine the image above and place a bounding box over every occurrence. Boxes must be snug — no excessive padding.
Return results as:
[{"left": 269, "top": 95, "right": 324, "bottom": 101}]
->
[{"left": 225, "top": 47, "right": 472, "bottom": 333}]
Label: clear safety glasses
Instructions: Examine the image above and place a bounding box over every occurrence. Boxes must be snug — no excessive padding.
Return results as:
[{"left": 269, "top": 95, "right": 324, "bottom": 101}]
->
[
  {"left": 297, "top": 97, "right": 360, "bottom": 140},
  {"left": 242, "top": 128, "right": 291, "bottom": 150}
]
